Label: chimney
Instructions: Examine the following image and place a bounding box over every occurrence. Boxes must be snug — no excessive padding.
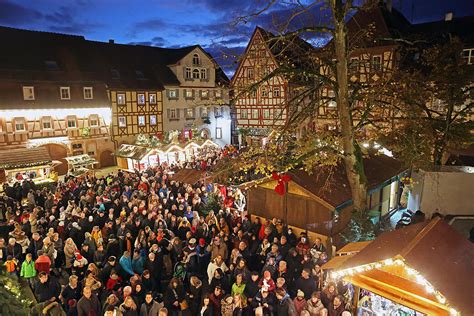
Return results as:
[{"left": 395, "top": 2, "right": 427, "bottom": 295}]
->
[
  {"left": 386, "top": 0, "right": 392, "bottom": 13},
  {"left": 445, "top": 12, "right": 453, "bottom": 21},
  {"left": 109, "top": 39, "right": 115, "bottom": 44}
]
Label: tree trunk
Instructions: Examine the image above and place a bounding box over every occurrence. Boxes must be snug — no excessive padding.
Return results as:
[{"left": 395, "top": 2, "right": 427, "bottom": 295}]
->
[{"left": 332, "top": 5, "right": 368, "bottom": 212}]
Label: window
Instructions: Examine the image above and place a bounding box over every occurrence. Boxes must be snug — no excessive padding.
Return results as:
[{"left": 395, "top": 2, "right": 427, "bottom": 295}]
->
[
  {"left": 117, "top": 93, "right": 126, "bottom": 105},
  {"left": 250, "top": 90, "right": 257, "bottom": 98},
  {"left": 168, "top": 90, "right": 177, "bottom": 99},
  {"left": 42, "top": 117, "right": 52, "bottom": 129},
  {"left": 186, "top": 108, "right": 194, "bottom": 119},
  {"left": 149, "top": 93, "right": 157, "bottom": 104},
  {"left": 67, "top": 116, "right": 77, "bottom": 128},
  {"left": 135, "top": 70, "right": 145, "bottom": 80},
  {"left": 261, "top": 87, "right": 268, "bottom": 97},
  {"left": 60, "top": 87, "right": 71, "bottom": 100},
  {"left": 263, "top": 66, "right": 271, "bottom": 76},
  {"left": 350, "top": 57, "right": 359, "bottom": 71},
  {"left": 137, "top": 93, "right": 145, "bottom": 105},
  {"left": 247, "top": 68, "right": 254, "bottom": 79},
  {"left": 193, "top": 54, "right": 200, "bottom": 65},
  {"left": 273, "top": 86, "right": 281, "bottom": 97},
  {"left": 150, "top": 115, "right": 157, "bottom": 125},
  {"left": 327, "top": 124, "right": 337, "bottom": 131},
  {"left": 431, "top": 99, "right": 445, "bottom": 112},
  {"left": 168, "top": 109, "right": 178, "bottom": 120},
  {"left": 215, "top": 90, "right": 222, "bottom": 98},
  {"left": 83, "top": 87, "right": 93, "bottom": 99},
  {"left": 200, "top": 107, "right": 209, "bottom": 118},
  {"left": 44, "top": 60, "right": 59, "bottom": 70},
  {"left": 118, "top": 116, "right": 126, "bottom": 127},
  {"left": 214, "top": 106, "right": 223, "bottom": 117},
  {"left": 192, "top": 69, "right": 200, "bottom": 79},
  {"left": 185, "top": 90, "right": 193, "bottom": 99},
  {"left": 274, "top": 108, "right": 282, "bottom": 119},
  {"left": 89, "top": 115, "right": 99, "bottom": 127},
  {"left": 327, "top": 90, "right": 336, "bottom": 108},
  {"left": 216, "top": 127, "right": 222, "bottom": 139},
  {"left": 372, "top": 55, "right": 382, "bottom": 71},
  {"left": 462, "top": 48, "right": 474, "bottom": 65},
  {"left": 263, "top": 109, "right": 271, "bottom": 119},
  {"left": 185, "top": 67, "right": 192, "bottom": 79},
  {"left": 201, "top": 90, "right": 209, "bottom": 99},
  {"left": 22, "top": 86, "right": 35, "bottom": 100},
  {"left": 138, "top": 115, "right": 146, "bottom": 126},
  {"left": 111, "top": 69, "right": 120, "bottom": 79},
  {"left": 240, "top": 109, "right": 248, "bottom": 119},
  {"left": 200, "top": 69, "right": 207, "bottom": 80},
  {"left": 14, "top": 118, "right": 26, "bottom": 131},
  {"left": 252, "top": 109, "right": 258, "bottom": 119}
]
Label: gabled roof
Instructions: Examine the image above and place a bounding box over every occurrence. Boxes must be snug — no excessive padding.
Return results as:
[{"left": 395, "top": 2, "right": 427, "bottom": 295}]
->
[
  {"left": 286, "top": 154, "right": 404, "bottom": 208},
  {"left": 338, "top": 218, "right": 474, "bottom": 315},
  {"left": 409, "top": 16, "right": 474, "bottom": 46}
]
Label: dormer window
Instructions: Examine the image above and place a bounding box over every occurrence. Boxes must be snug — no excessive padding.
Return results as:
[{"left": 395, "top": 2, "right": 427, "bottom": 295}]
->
[
  {"left": 22, "top": 86, "right": 35, "bottom": 100},
  {"left": 44, "top": 60, "right": 59, "bottom": 70},
  {"left": 111, "top": 69, "right": 120, "bottom": 79},
  {"left": 14, "top": 118, "right": 26, "bottom": 132},
  {"left": 135, "top": 70, "right": 145, "bottom": 80},
  {"left": 462, "top": 48, "right": 474, "bottom": 65},
  {"left": 60, "top": 87, "right": 71, "bottom": 100},
  {"left": 193, "top": 53, "right": 200, "bottom": 65},
  {"left": 41, "top": 116, "right": 52, "bottom": 130}
]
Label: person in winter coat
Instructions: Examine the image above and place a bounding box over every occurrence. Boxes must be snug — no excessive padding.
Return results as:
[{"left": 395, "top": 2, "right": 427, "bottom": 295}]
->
[
  {"left": 131, "top": 250, "right": 145, "bottom": 274},
  {"left": 293, "top": 290, "right": 308, "bottom": 315},
  {"left": 296, "top": 269, "right": 317, "bottom": 300},
  {"left": 120, "top": 251, "right": 135, "bottom": 278},
  {"left": 188, "top": 275, "right": 203, "bottom": 315},
  {"left": 275, "top": 288, "right": 297, "bottom": 316},
  {"left": 328, "top": 295, "right": 350, "bottom": 316},
  {"left": 231, "top": 273, "right": 246, "bottom": 301},
  {"left": 251, "top": 288, "right": 275, "bottom": 316},
  {"left": 119, "top": 296, "right": 139, "bottom": 316},
  {"left": 304, "top": 292, "right": 327, "bottom": 316},
  {"left": 34, "top": 272, "right": 61, "bottom": 303},
  {"left": 35, "top": 250, "right": 52, "bottom": 274},
  {"left": 199, "top": 294, "right": 214, "bottom": 316},
  {"left": 164, "top": 278, "right": 187, "bottom": 316},
  {"left": 140, "top": 292, "right": 163, "bottom": 316},
  {"left": 64, "top": 238, "right": 77, "bottom": 270},
  {"left": 20, "top": 253, "right": 37, "bottom": 286},
  {"left": 321, "top": 282, "right": 338, "bottom": 308},
  {"left": 207, "top": 236, "right": 228, "bottom": 261},
  {"left": 77, "top": 286, "right": 101, "bottom": 316},
  {"left": 207, "top": 255, "right": 228, "bottom": 284},
  {"left": 209, "top": 286, "right": 223, "bottom": 316}
]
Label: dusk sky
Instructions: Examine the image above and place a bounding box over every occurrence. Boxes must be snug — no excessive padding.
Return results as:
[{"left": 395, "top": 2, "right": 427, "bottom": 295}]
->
[{"left": 1, "top": 0, "right": 473, "bottom": 75}]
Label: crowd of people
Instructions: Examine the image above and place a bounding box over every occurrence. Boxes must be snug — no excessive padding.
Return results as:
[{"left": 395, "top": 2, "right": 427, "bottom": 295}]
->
[{"left": 0, "top": 150, "right": 353, "bottom": 316}]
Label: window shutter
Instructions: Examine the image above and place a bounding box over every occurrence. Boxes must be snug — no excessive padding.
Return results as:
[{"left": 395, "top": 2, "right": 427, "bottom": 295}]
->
[{"left": 183, "top": 89, "right": 187, "bottom": 98}]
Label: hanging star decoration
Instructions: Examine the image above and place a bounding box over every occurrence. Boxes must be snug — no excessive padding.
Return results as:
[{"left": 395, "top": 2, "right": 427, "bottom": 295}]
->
[{"left": 272, "top": 172, "right": 291, "bottom": 196}]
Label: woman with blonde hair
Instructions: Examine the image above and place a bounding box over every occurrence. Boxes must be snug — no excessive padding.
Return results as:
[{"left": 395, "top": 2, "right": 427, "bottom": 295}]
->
[
  {"left": 64, "top": 238, "right": 77, "bottom": 270},
  {"left": 119, "top": 295, "right": 138, "bottom": 316}
]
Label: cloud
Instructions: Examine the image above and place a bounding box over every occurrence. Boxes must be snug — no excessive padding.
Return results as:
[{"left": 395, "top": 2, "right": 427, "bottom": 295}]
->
[
  {"left": 0, "top": 0, "right": 43, "bottom": 25},
  {"left": 44, "top": 6, "right": 103, "bottom": 34},
  {"left": 127, "top": 35, "right": 166, "bottom": 47}
]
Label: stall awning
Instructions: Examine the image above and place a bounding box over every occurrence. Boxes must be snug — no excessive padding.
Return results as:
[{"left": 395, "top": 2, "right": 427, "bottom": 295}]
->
[
  {"left": 0, "top": 147, "right": 52, "bottom": 170},
  {"left": 115, "top": 144, "right": 151, "bottom": 160},
  {"left": 64, "top": 154, "right": 98, "bottom": 168}
]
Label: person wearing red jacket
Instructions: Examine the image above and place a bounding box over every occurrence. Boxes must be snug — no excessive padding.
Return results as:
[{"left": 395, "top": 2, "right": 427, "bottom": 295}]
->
[{"left": 35, "top": 250, "right": 51, "bottom": 274}]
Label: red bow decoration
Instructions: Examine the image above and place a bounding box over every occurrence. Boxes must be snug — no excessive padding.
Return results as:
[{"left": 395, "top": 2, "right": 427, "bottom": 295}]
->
[{"left": 272, "top": 172, "right": 291, "bottom": 196}]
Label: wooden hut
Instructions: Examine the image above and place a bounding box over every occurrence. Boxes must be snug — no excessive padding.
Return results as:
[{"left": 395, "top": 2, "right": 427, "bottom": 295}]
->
[
  {"left": 0, "top": 147, "right": 53, "bottom": 184},
  {"left": 327, "top": 218, "right": 474, "bottom": 316},
  {"left": 247, "top": 155, "right": 405, "bottom": 240}
]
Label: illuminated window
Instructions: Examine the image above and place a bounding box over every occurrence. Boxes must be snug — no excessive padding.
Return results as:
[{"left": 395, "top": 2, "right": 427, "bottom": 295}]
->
[
  {"left": 149, "top": 93, "right": 157, "bottom": 104},
  {"left": 193, "top": 54, "right": 200, "bottom": 65},
  {"left": 201, "top": 90, "right": 209, "bottom": 99},
  {"left": 117, "top": 93, "right": 126, "bottom": 105},
  {"left": 240, "top": 109, "right": 248, "bottom": 119},
  {"left": 168, "top": 90, "right": 177, "bottom": 98},
  {"left": 372, "top": 55, "right": 382, "bottom": 71},
  {"left": 83, "top": 87, "right": 93, "bottom": 99},
  {"left": 216, "top": 127, "right": 222, "bottom": 139},
  {"left": 138, "top": 115, "right": 146, "bottom": 126},
  {"left": 118, "top": 116, "right": 126, "bottom": 127},
  {"left": 462, "top": 48, "right": 474, "bottom": 65},
  {"left": 252, "top": 109, "right": 258, "bottom": 119},
  {"left": 215, "top": 90, "right": 222, "bottom": 98},
  {"left": 60, "top": 87, "right": 70, "bottom": 100},
  {"left": 327, "top": 90, "right": 336, "bottom": 108},
  {"left": 137, "top": 93, "right": 145, "bottom": 105},
  {"left": 22, "top": 86, "right": 35, "bottom": 100},
  {"left": 185, "top": 90, "right": 194, "bottom": 99},
  {"left": 150, "top": 115, "right": 157, "bottom": 125},
  {"left": 200, "top": 107, "right": 209, "bottom": 118},
  {"left": 214, "top": 106, "right": 223, "bottom": 117},
  {"left": 186, "top": 108, "right": 194, "bottom": 119}
]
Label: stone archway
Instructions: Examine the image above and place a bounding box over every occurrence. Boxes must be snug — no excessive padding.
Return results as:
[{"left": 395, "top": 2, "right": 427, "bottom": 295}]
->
[
  {"left": 99, "top": 150, "right": 115, "bottom": 168},
  {"left": 41, "top": 143, "right": 68, "bottom": 175}
]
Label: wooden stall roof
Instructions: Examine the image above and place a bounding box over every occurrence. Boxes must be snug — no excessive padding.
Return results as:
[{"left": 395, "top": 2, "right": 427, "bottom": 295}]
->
[
  {"left": 322, "top": 254, "right": 355, "bottom": 271},
  {"left": 338, "top": 218, "right": 474, "bottom": 315},
  {"left": 170, "top": 169, "right": 211, "bottom": 184},
  {"left": 115, "top": 144, "right": 150, "bottom": 160},
  {"left": 0, "top": 147, "right": 52, "bottom": 169},
  {"left": 253, "top": 155, "right": 404, "bottom": 208},
  {"left": 336, "top": 241, "right": 372, "bottom": 256},
  {"left": 64, "top": 154, "right": 98, "bottom": 167}
]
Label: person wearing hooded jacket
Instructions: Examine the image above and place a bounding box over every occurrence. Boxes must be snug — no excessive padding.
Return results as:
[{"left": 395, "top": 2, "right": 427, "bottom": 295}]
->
[{"left": 275, "top": 288, "right": 297, "bottom": 316}]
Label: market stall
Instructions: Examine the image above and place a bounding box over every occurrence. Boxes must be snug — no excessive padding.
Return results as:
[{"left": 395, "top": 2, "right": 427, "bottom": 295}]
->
[
  {"left": 326, "top": 218, "right": 474, "bottom": 316},
  {"left": 0, "top": 147, "right": 55, "bottom": 185},
  {"left": 64, "top": 154, "right": 98, "bottom": 177}
]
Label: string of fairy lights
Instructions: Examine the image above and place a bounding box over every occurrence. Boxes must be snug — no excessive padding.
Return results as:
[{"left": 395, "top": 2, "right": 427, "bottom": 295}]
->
[{"left": 330, "top": 258, "right": 459, "bottom": 316}]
